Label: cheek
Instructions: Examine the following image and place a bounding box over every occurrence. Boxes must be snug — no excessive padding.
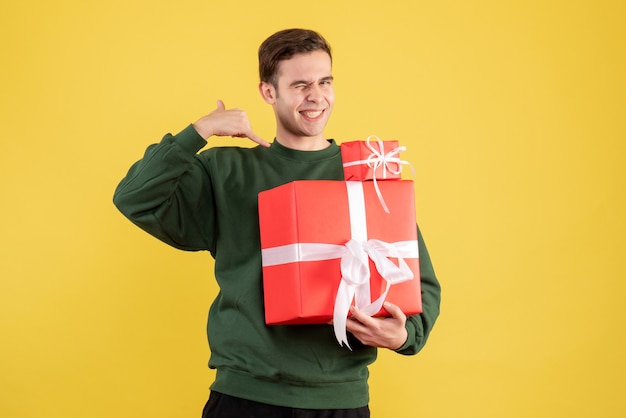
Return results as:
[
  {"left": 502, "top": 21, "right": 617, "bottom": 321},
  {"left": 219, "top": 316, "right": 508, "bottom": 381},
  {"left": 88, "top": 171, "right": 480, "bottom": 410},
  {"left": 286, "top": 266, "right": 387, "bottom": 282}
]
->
[
  {"left": 325, "top": 90, "right": 335, "bottom": 104},
  {"left": 281, "top": 95, "right": 302, "bottom": 110}
]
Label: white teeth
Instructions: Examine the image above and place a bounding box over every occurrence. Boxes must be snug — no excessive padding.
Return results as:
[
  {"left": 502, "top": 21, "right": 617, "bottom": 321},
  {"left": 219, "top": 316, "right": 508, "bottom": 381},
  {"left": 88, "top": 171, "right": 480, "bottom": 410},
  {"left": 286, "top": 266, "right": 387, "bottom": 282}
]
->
[{"left": 301, "top": 110, "right": 323, "bottom": 118}]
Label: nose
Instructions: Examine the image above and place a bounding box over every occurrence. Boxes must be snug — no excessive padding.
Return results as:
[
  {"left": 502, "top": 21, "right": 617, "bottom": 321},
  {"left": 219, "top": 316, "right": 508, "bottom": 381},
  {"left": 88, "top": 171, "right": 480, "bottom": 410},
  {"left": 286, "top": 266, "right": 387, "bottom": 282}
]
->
[{"left": 306, "top": 84, "right": 323, "bottom": 103}]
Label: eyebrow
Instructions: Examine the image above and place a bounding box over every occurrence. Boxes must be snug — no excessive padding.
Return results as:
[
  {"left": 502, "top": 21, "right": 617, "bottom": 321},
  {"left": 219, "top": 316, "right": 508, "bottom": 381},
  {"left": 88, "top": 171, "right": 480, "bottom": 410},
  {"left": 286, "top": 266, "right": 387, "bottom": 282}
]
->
[{"left": 289, "top": 76, "right": 334, "bottom": 87}]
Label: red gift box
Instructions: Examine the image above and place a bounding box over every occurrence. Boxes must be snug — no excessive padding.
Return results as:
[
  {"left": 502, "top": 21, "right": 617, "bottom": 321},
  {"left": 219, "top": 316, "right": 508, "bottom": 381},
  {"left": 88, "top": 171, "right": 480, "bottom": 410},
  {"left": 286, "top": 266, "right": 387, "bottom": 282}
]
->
[
  {"left": 341, "top": 136, "right": 409, "bottom": 181},
  {"left": 258, "top": 180, "right": 422, "bottom": 347}
]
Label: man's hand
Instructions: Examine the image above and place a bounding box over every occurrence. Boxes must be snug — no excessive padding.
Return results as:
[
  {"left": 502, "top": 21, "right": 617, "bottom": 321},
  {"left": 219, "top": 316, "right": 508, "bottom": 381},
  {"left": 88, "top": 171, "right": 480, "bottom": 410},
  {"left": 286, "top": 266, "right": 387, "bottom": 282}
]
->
[
  {"left": 344, "top": 301, "right": 409, "bottom": 350},
  {"left": 193, "top": 100, "right": 270, "bottom": 147}
]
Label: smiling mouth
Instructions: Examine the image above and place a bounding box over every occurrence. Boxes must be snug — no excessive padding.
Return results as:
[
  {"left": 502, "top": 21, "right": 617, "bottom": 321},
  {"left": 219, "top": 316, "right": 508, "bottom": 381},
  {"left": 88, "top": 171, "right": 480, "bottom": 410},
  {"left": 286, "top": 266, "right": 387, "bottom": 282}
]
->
[{"left": 300, "top": 110, "right": 324, "bottom": 119}]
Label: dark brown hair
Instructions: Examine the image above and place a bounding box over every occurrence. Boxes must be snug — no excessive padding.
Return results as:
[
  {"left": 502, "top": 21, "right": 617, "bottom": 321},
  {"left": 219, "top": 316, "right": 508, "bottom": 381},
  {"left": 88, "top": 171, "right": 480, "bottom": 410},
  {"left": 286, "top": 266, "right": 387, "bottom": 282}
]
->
[{"left": 258, "top": 28, "right": 332, "bottom": 87}]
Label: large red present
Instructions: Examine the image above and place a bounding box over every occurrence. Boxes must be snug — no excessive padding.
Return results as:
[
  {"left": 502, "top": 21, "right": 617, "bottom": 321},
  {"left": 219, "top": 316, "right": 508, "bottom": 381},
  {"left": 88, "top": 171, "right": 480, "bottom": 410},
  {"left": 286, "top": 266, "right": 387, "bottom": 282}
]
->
[
  {"left": 258, "top": 180, "right": 421, "bottom": 348},
  {"left": 341, "top": 136, "right": 411, "bottom": 181}
]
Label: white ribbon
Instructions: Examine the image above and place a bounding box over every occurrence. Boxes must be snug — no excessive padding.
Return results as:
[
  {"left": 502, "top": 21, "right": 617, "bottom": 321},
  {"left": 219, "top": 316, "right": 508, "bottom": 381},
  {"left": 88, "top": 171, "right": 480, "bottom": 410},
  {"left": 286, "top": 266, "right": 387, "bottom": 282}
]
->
[
  {"left": 342, "top": 136, "right": 414, "bottom": 213},
  {"left": 333, "top": 238, "right": 416, "bottom": 349},
  {"left": 260, "top": 182, "right": 419, "bottom": 349},
  {"left": 261, "top": 240, "right": 419, "bottom": 268}
]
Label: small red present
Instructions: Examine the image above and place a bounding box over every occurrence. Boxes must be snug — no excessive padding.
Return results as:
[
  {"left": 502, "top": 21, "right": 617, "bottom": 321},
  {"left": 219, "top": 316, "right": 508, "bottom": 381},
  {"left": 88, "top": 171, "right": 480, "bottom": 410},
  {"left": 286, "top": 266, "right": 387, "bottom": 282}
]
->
[
  {"left": 341, "top": 136, "right": 412, "bottom": 181},
  {"left": 258, "top": 180, "right": 422, "bottom": 348}
]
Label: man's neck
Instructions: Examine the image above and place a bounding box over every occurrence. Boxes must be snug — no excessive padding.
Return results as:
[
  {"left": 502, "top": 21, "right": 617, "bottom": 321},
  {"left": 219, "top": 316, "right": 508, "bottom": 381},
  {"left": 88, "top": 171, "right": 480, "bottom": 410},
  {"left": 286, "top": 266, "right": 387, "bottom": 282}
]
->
[{"left": 274, "top": 134, "right": 330, "bottom": 151}]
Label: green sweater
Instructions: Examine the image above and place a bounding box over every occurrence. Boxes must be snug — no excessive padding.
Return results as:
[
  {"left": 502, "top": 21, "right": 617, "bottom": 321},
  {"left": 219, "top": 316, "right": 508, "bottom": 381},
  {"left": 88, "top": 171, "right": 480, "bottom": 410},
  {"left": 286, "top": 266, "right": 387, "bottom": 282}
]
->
[{"left": 113, "top": 125, "right": 441, "bottom": 409}]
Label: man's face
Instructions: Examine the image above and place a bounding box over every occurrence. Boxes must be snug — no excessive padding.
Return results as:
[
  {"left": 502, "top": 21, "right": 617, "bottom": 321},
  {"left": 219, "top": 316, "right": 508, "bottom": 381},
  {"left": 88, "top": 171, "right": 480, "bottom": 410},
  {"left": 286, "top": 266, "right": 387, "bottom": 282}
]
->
[{"left": 262, "top": 50, "right": 334, "bottom": 144}]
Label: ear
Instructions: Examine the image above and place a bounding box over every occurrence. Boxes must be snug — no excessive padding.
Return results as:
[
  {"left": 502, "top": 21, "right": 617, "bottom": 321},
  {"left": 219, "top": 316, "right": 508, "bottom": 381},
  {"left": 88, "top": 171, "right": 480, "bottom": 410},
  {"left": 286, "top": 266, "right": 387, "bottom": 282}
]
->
[{"left": 259, "top": 81, "right": 277, "bottom": 104}]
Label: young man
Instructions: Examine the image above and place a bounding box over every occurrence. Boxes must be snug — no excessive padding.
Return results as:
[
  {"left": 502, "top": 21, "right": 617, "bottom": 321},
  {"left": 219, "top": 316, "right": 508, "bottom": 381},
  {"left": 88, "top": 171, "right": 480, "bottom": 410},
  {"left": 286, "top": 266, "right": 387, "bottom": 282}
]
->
[{"left": 113, "top": 29, "right": 441, "bottom": 417}]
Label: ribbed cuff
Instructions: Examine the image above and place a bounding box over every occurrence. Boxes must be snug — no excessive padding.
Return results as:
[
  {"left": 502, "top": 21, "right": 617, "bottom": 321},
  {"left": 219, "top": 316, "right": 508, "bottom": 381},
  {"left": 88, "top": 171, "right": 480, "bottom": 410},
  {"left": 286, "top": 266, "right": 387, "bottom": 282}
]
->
[{"left": 174, "top": 124, "right": 208, "bottom": 155}]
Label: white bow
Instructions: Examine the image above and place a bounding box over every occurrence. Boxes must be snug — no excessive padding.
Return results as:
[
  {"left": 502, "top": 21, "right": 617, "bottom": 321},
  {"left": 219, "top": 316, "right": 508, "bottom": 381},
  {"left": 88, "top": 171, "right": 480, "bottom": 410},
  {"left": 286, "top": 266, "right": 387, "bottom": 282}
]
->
[
  {"left": 333, "top": 238, "right": 415, "bottom": 349},
  {"left": 343, "top": 136, "right": 414, "bottom": 213}
]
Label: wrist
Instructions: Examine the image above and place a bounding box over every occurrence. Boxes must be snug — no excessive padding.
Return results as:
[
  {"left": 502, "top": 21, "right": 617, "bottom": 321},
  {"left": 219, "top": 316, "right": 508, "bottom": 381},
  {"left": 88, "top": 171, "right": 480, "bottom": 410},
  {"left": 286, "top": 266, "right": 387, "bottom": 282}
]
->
[{"left": 192, "top": 122, "right": 212, "bottom": 140}]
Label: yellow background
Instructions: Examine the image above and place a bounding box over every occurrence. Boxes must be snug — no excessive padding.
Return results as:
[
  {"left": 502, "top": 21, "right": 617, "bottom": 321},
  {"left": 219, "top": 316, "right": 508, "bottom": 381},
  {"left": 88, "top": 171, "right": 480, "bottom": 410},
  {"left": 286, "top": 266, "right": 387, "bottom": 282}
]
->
[{"left": 1, "top": 0, "right": 624, "bottom": 417}]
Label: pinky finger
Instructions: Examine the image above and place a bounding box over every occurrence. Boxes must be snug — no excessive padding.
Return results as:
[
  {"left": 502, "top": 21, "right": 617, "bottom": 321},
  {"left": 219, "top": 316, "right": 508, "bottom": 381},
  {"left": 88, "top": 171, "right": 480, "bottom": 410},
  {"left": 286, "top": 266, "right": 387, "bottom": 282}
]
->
[{"left": 248, "top": 132, "right": 271, "bottom": 148}]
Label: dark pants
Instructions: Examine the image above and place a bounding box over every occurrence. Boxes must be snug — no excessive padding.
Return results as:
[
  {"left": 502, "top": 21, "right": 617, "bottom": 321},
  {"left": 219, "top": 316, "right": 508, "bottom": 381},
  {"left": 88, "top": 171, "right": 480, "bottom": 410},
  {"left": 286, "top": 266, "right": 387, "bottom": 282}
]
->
[{"left": 202, "top": 391, "right": 370, "bottom": 418}]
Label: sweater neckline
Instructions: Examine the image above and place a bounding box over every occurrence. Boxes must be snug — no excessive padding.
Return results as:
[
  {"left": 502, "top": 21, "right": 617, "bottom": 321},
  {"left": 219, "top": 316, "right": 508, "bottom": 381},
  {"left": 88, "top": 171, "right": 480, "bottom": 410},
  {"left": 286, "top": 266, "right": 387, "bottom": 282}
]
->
[{"left": 269, "top": 139, "right": 340, "bottom": 162}]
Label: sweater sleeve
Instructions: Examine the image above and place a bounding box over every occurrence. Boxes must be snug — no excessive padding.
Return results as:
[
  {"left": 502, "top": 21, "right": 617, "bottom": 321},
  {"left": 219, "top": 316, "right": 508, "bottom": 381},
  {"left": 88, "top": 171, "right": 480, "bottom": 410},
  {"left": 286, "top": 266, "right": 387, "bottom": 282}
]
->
[
  {"left": 113, "top": 125, "right": 217, "bottom": 253},
  {"left": 394, "top": 227, "right": 441, "bottom": 355}
]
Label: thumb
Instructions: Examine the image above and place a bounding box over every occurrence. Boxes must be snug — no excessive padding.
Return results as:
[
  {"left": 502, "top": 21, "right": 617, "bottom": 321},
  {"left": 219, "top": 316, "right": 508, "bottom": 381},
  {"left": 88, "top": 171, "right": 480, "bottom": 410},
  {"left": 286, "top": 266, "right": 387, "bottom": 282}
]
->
[
  {"left": 383, "top": 301, "right": 406, "bottom": 320},
  {"left": 216, "top": 99, "right": 226, "bottom": 111}
]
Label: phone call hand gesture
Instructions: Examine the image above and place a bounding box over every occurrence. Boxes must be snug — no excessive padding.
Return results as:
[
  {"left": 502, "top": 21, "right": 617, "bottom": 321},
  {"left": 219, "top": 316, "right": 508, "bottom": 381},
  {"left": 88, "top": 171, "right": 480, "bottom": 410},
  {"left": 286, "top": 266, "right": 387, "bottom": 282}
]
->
[{"left": 193, "top": 100, "right": 270, "bottom": 148}]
